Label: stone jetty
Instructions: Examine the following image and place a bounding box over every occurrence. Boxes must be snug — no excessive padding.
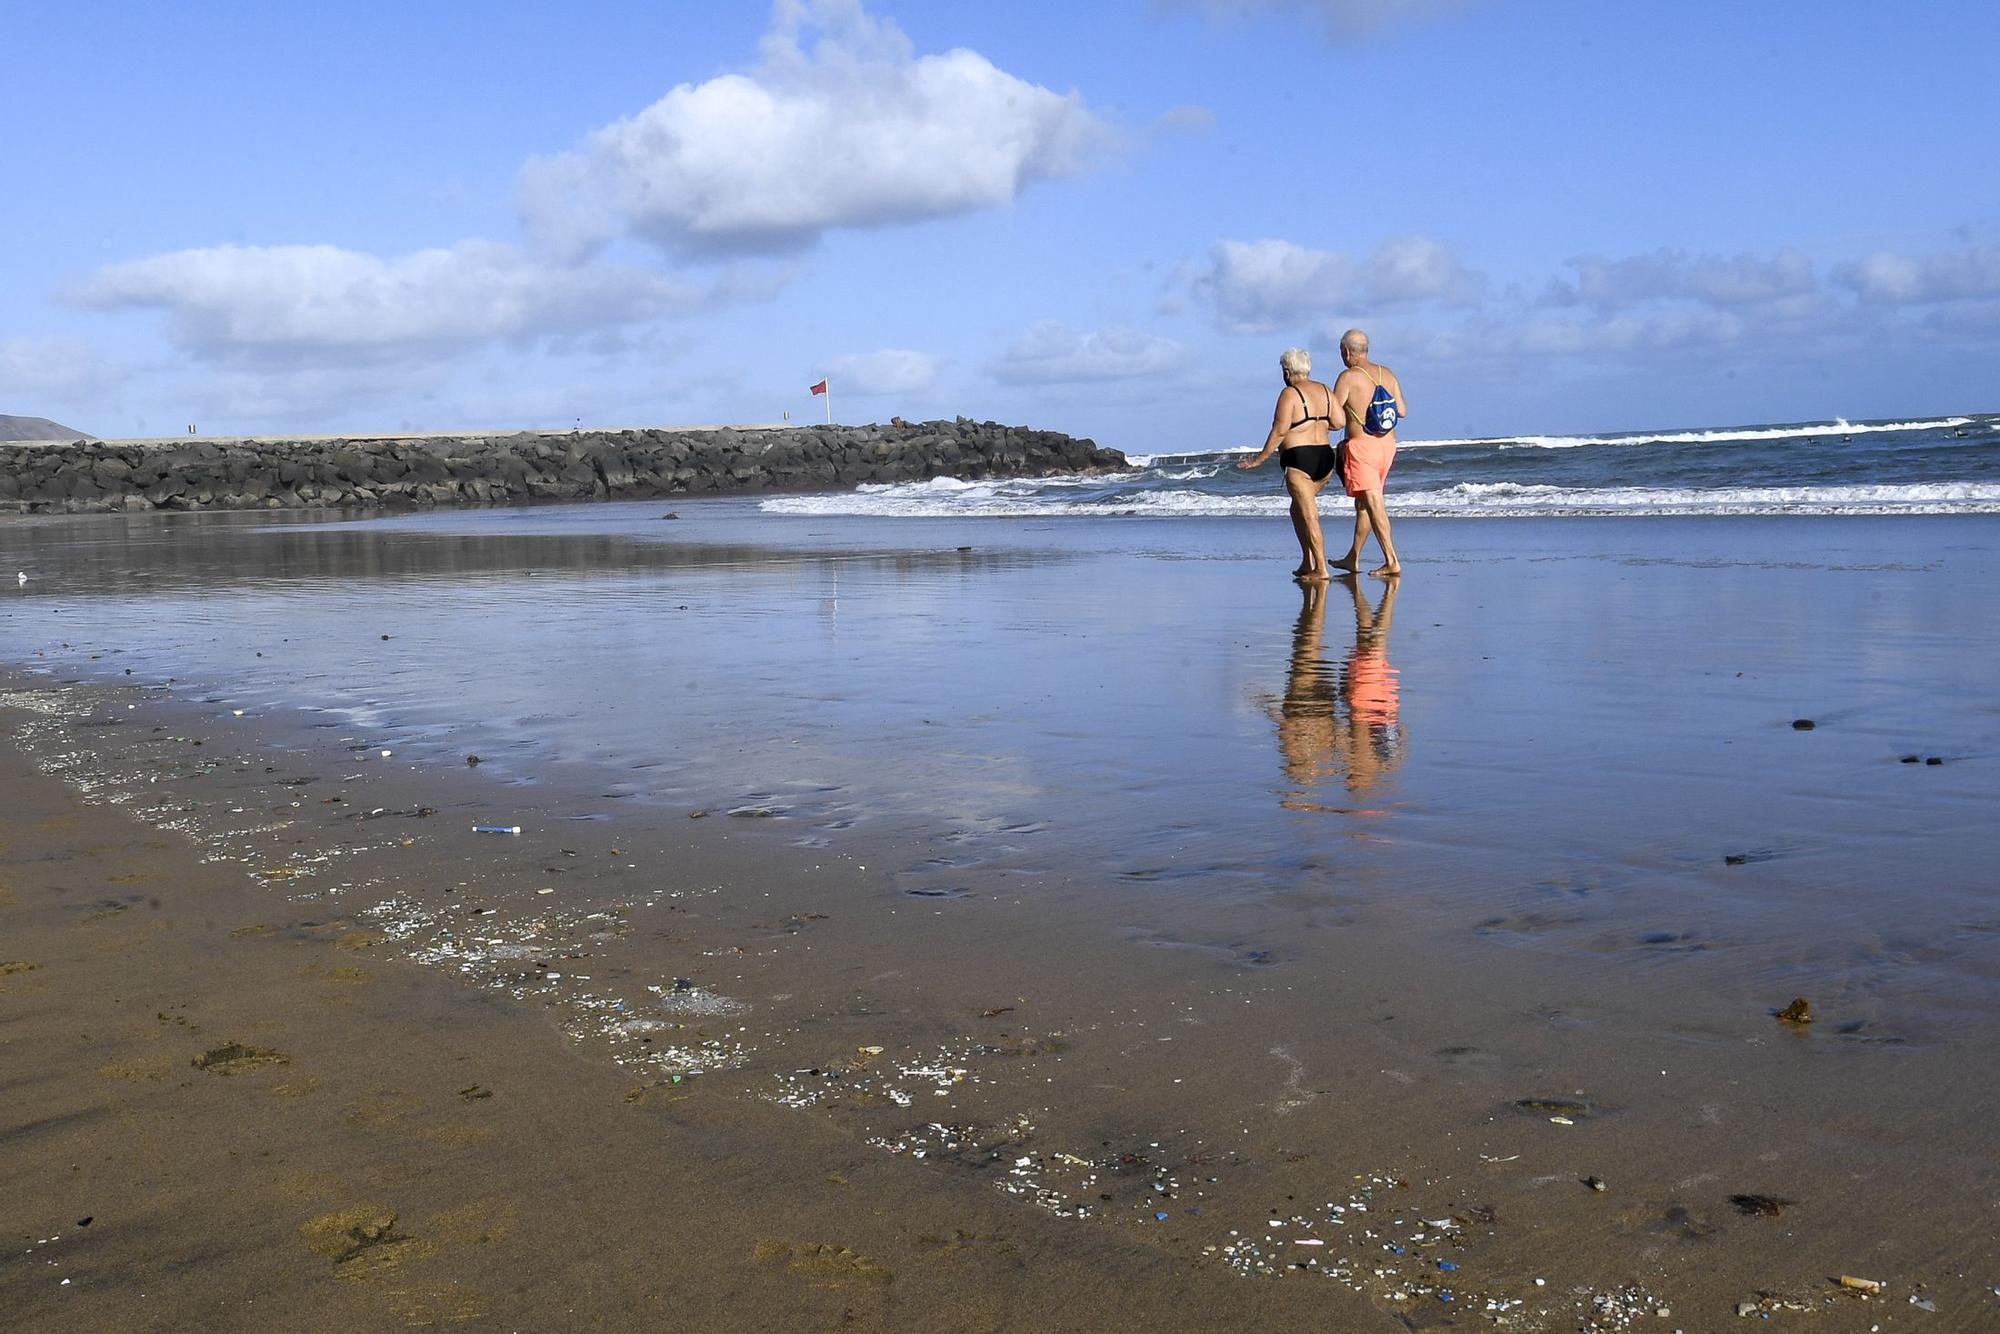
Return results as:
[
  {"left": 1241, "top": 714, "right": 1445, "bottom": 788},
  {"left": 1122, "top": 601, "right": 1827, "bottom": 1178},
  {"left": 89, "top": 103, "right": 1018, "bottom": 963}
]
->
[{"left": 0, "top": 421, "right": 1128, "bottom": 515}]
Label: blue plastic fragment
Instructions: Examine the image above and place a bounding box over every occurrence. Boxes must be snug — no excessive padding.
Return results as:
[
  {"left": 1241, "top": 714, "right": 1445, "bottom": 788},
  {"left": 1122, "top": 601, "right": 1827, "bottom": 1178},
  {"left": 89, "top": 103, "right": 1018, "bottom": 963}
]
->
[
  {"left": 1155, "top": 1211, "right": 1169, "bottom": 1221},
  {"left": 1439, "top": 1291, "right": 1454, "bottom": 1303},
  {"left": 1439, "top": 1260, "right": 1459, "bottom": 1271}
]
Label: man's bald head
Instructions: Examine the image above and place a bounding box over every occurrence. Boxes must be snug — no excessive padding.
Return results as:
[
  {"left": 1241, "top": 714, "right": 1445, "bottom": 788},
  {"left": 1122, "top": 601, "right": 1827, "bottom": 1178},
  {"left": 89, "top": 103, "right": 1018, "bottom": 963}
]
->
[{"left": 1340, "top": 329, "right": 1370, "bottom": 357}]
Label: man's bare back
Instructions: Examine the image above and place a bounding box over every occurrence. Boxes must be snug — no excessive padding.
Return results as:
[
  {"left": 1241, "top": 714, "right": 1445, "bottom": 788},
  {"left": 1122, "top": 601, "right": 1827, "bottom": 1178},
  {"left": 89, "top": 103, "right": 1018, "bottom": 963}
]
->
[
  {"left": 1327, "top": 329, "right": 1406, "bottom": 579},
  {"left": 1332, "top": 362, "right": 1406, "bottom": 447}
]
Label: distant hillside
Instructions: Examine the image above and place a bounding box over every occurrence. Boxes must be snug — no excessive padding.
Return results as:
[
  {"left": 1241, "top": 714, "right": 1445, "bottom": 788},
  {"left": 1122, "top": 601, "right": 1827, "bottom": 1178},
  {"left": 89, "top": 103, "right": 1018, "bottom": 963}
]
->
[{"left": 0, "top": 414, "right": 95, "bottom": 441}]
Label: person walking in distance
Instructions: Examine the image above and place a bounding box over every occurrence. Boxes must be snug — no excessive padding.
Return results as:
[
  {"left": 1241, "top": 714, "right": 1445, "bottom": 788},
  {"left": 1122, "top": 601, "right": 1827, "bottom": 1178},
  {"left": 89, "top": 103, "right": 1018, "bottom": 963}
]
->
[{"left": 1328, "top": 329, "right": 1407, "bottom": 578}]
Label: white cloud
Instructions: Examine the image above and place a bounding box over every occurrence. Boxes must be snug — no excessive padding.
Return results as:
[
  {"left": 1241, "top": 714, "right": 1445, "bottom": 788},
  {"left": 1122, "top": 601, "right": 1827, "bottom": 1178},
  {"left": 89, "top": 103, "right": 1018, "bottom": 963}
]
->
[
  {"left": 1203, "top": 235, "right": 1479, "bottom": 333},
  {"left": 1156, "top": 0, "right": 1471, "bottom": 41},
  {"left": 518, "top": 0, "right": 1116, "bottom": 259},
  {"left": 816, "top": 348, "right": 939, "bottom": 395},
  {"left": 73, "top": 241, "right": 721, "bottom": 356},
  {"left": 989, "top": 323, "right": 1189, "bottom": 384},
  {"left": 1546, "top": 247, "right": 1816, "bottom": 311},
  {"left": 0, "top": 335, "right": 125, "bottom": 399},
  {"left": 1836, "top": 242, "right": 2000, "bottom": 304},
  {"left": 176, "top": 360, "right": 460, "bottom": 430}
]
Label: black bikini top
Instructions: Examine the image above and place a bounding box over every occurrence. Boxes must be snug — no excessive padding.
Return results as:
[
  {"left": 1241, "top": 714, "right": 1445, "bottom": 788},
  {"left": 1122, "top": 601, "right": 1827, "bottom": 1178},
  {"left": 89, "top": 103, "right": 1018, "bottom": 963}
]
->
[{"left": 1287, "top": 382, "right": 1332, "bottom": 430}]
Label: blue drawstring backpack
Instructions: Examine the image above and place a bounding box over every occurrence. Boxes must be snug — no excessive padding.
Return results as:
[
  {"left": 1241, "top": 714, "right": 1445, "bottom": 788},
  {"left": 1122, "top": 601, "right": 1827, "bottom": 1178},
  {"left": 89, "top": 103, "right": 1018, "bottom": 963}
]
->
[{"left": 1363, "top": 371, "right": 1399, "bottom": 436}]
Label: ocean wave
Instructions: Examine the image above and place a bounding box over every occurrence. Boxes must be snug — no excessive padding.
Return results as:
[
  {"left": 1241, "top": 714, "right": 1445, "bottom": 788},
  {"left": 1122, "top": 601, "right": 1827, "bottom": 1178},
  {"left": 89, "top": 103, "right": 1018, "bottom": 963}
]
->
[
  {"left": 762, "top": 479, "right": 2000, "bottom": 520},
  {"left": 1123, "top": 418, "right": 1976, "bottom": 463},
  {"left": 1399, "top": 417, "right": 1973, "bottom": 451}
]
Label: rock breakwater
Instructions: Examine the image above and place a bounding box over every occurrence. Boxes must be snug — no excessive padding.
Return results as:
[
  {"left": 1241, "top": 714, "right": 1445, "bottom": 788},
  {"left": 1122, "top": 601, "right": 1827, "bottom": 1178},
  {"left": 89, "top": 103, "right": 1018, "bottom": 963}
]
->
[{"left": 0, "top": 421, "right": 1127, "bottom": 515}]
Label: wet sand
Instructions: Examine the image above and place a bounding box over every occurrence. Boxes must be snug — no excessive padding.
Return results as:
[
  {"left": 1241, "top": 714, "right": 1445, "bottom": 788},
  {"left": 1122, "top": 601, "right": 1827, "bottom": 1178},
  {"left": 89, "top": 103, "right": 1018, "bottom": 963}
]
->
[{"left": 4, "top": 508, "right": 1999, "bottom": 1329}]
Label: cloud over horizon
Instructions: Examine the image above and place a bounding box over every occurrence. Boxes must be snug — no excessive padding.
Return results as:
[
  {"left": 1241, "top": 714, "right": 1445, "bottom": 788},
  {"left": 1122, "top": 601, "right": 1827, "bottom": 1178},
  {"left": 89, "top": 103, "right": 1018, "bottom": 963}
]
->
[
  {"left": 72, "top": 241, "right": 731, "bottom": 358},
  {"left": 518, "top": 0, "right": 1116, "bottom": 260},
  {"left": 0, "top": 335, "right": 126, "bottom": 401},
  {"left": 1202, "top": 235, "right": 1481, "bottom": 334},
  {"left": 989, "top": 323, "right": 1190, "bottom": 384},
  {"left": 1836, "top": 241, "right": 2000, "bottom": 305},
  {"left": 816, "top": 348, "right": 940, "bottom": 396},
  {"left": 1543, "top": 248, "right": 1818, "bottom": 313}
]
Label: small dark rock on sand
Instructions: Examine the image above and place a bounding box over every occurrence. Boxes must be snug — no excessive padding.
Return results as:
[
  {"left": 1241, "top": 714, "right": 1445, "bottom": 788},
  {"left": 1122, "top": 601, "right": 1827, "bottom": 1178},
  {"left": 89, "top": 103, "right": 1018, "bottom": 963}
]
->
[
  {"left": 1729, "top": 1193, "right": 1793, "bottom": 1217},
  {"left": 1776, "top": 997, "right": 1813, "bottom": 1025},
  {"left": 1791, "top": 719, "right": 1816, "bottom": 730},
  {"left": 465, "top": 754, "right": 481, "bottom": 766}
]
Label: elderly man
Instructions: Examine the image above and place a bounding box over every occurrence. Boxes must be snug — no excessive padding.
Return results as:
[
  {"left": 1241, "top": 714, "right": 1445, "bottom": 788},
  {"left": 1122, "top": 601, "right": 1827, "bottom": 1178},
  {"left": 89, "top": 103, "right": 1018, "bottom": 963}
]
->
[{"left": 1327, "top": 329, "right": 1406, "bottom": 578}]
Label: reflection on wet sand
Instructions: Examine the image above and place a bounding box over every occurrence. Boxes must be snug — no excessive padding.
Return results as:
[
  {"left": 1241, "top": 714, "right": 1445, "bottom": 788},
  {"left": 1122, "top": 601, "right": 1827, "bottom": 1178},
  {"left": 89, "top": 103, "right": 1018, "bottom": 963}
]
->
[
  {"left": 0, "top": 509, "right": 1049, "bottom": 598},
  {"left": 1272, "top": 576, "right": 1403, "bottom": 809}
]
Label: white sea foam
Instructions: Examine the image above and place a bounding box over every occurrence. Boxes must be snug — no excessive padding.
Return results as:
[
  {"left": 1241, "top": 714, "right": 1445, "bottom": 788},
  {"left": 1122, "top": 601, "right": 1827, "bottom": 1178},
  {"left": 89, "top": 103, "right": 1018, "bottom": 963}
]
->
[
  {"left": 1399, "top": 417, "right": 1972, "bottom": 451},
  {"left": 1124, "top": 418, "right": 1973, "bottom": 462},
  {"left": 762, "top": 479, "right": 2000, "bottom": 520}
]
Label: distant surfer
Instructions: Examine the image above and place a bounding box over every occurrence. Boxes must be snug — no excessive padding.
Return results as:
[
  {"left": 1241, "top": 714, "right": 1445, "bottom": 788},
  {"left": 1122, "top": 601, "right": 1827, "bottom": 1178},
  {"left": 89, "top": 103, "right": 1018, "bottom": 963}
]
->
[
  {"left": 1326, "top": 329, "right": 1406, "bottom": 578},
  {"left": 1236, "top": 347, "right": 1341, "bottom": 581}
]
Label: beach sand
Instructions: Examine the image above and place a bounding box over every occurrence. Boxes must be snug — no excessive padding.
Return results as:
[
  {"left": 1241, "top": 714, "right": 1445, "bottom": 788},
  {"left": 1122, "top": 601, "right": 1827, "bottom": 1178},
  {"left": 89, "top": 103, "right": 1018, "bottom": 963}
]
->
[{"left": 4, "top": 507, "right": 1998, "bottom": 1329}]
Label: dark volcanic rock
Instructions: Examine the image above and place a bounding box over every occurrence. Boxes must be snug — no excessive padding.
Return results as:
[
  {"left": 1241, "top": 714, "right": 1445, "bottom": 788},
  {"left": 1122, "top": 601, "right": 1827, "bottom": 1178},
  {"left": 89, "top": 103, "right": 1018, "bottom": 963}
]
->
[{"left": 0, "top": 423, "right": 1131, "bottom": 516}]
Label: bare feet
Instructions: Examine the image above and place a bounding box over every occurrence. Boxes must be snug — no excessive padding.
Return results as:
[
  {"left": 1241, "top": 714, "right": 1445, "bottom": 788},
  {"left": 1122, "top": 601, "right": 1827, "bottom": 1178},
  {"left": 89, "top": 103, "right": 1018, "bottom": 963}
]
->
[
  {"left": 1328, "top": 556, "right": 1361, "bottom": 574},
  {"left": 1296, "top": 570, "right": 1333, "bottom": 584},
  {"left": 1368, "top": 564, "right": 1401, "bottom": 579}
]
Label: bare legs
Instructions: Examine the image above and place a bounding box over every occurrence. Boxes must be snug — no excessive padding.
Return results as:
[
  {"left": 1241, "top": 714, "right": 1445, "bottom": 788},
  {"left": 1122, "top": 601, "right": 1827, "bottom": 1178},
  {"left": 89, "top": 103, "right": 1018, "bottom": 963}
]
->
[
  {"left": 1284, "top": 468, "right": 1331, "bottom": 581},
  {"left": 1357, "top": 487, "right": 1399, "bottom": 577},
  {"left": 1332, "top": 491, "right": 1398, "bottom": 577},
  {"left": 1330, "top": 500, "right": 1371, "bottom": 574}
]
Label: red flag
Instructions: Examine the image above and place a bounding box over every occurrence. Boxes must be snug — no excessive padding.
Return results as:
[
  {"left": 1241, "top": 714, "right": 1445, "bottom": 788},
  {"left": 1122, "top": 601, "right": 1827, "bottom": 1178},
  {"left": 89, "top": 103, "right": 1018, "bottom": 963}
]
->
[{"left": 809, "top": 379, "right": 828, "bottom": 395}]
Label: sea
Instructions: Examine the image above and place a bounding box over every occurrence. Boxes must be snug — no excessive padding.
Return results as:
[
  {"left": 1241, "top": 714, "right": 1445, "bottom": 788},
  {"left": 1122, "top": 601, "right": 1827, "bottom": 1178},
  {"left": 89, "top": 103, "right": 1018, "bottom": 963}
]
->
[{"left": 760, "top": 412, "right": 2000, "bottom": 519}]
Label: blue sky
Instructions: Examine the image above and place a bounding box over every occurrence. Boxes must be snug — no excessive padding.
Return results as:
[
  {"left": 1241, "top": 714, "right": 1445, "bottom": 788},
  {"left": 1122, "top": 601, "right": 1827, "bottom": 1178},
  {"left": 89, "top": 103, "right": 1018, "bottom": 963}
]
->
[{"left": 4, "top": 0, "right": 1996, "bottom": 451}]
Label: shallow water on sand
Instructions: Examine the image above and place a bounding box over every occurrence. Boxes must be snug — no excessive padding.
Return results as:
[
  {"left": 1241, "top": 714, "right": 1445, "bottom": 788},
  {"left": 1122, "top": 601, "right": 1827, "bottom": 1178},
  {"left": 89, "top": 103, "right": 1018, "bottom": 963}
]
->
[
  {"left": 8, "top": 503, "right": 2000, "bottom": 1322},
  {"left": 4, "top": 505, "right": 1997, "bottom": 1031}
]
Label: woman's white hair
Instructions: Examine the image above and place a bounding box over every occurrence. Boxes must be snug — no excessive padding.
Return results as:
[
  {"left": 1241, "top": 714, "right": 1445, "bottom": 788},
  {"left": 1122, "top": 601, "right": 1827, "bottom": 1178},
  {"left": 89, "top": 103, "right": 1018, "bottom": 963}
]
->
[{"left": 1279, "top": 347, "right": 1312, "bottom": 375}]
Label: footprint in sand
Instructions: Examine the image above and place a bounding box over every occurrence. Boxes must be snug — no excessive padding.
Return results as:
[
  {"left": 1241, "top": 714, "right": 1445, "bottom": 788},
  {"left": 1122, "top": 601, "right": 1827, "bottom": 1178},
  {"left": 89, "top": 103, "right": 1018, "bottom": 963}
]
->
[
  {"left": 344, "top": 1089, "right": 493, "bottom": 1146},
  {"left": 192, "top": 1042, "right": 292, "bottom": 1075},
  {"left": 298, "top": 1206, "right": 438, "bottom": 1280},
  {"left": 754, "top": 1239, "right": 893, "bottom": 1287},
  {"left": 305, "top": 964, "right": 374, "bottom": 984},
  {"left": 98, "top": 1058, "right": 173, "bottom": 1082}
]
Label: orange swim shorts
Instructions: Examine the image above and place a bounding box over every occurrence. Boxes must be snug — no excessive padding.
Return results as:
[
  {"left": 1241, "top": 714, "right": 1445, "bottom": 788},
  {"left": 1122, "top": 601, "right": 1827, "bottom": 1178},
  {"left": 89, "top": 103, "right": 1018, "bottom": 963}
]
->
[{"left": 1341, "top": 436, "right": 1396, "bottom": 497}]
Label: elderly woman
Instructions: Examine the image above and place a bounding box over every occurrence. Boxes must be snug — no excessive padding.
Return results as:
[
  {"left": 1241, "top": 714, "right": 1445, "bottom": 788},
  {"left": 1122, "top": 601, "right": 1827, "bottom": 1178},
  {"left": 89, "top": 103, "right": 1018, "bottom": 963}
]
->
[{"left": 1236, "top": 346, "right": 1340, "bottom": 581}]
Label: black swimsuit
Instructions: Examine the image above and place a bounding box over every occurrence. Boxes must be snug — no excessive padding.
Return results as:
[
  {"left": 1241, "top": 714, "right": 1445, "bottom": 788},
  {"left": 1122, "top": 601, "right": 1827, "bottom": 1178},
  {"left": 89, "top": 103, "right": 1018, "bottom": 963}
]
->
[{"left": 1277, "top": 385, "right": 1337, "bottom": 483}]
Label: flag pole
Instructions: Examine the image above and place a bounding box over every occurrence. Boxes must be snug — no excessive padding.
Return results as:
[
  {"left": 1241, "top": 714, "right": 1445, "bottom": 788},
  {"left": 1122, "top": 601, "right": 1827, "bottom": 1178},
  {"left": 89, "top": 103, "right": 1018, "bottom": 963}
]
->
[{"left": 825, "top": 377, "right": 832, "bottom": 425}]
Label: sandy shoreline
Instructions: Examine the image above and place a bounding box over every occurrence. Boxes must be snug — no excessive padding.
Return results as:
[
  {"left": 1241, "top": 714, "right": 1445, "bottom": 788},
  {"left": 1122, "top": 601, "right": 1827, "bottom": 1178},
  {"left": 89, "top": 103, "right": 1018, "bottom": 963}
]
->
[
  {"left": 0, "top": 687, "right": 1388, "bottom": 1331},
  {"left": 5, "top": 508, "right": 1999, "bottom": 1329}
]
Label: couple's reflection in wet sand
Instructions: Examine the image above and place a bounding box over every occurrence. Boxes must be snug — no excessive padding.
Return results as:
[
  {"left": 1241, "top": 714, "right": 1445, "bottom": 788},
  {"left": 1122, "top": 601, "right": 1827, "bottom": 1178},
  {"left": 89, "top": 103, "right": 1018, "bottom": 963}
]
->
[{"left": 1271, "top": 576, "right": 1404, "bottom": 810}]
